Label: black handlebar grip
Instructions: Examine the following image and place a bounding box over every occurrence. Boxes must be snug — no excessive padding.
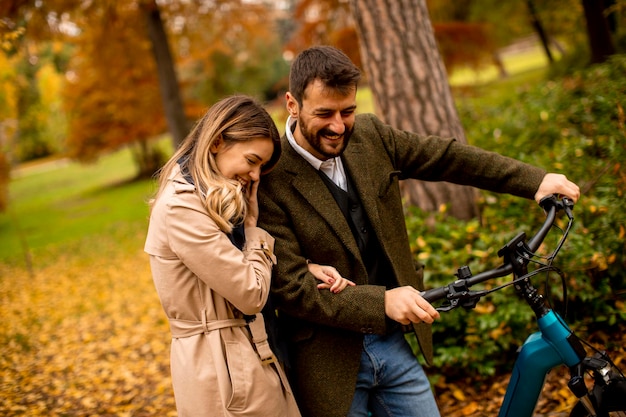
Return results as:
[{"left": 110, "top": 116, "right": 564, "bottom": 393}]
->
[
  {"left": 421, "top": 287, "right": 448, "bottom": 303},
  {"left": 539, "top": 194, "right": 558, "bottom": 211}
]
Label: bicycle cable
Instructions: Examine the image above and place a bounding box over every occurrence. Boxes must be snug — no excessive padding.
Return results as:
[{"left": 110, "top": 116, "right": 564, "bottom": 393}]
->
[
  {"left": 567, "top": 328, "right": 626, "bottom": 379},
  {"left": 484, "top": 215, "right": 570, "bottom": 297},
  {"left": 475, "top": 265, "right": 563, "bottom": 298},
  {"left": 543, "top": 215, "right": 574, "bottom": 319}
]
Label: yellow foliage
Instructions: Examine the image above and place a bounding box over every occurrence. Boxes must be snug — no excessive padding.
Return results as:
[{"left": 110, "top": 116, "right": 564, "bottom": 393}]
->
[
  {"left": 0, "top": 52, "right": 19, "bottom": 121},
  {"left": 591, "top": 252, "right": 609, "bottom": 270},
  {"left": 0, "top": 246, "right": 177, "bottom": 415},
  {"left": 452, "top": 387, "right": 466, "bottom": 401},
  {"left": 474, "top": 302, "right": 495, "bottom": 315},
  {"left": 471, "top": 249, "right": 489, "bottom": 259},
  {"left": 461, "top": 401, "right": 479, "bottom": 416},
  {"left": 489, "top": 323, "right": 509, "bottom": 340}
]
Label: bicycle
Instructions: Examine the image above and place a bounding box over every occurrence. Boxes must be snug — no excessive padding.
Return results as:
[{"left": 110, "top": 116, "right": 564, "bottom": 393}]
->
[{"left": 421, "top": 195, "right": 626, "bottom": 417}]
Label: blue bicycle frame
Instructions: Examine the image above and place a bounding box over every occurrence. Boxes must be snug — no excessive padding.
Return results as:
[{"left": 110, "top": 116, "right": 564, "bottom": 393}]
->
[{"left": 499, "top": 309, "right": 585, "bottom": 417}]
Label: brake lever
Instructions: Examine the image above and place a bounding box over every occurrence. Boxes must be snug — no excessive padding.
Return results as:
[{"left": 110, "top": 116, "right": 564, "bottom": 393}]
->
[
  {"left": 562, "top": 197, "right": 574, "bottom": 220},
  {"left": 540, "top": 194, "right": 574, "bottom": 220},
  {"left": 435, "top": 288, "right": 489, "bottom": 312},
  {"left": 436, "top": 301, "right": 458, "bottom": 313}
]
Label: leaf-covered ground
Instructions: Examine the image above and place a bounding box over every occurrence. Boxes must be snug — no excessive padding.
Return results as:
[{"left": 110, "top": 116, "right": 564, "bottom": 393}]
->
[
  {"left": 434, "top": 343, "right": 624, "bottom": 416},
  {"left": 0, "top": 236, "right": 178, "bottom": 416},
  {"left": 1, "top": 237, "right": 623, "bottom": 416}
]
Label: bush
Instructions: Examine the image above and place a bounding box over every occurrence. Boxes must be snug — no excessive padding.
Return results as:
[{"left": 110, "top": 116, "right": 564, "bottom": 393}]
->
[{"left": 409, "top": 55, "right": 626, "bottom": 377}]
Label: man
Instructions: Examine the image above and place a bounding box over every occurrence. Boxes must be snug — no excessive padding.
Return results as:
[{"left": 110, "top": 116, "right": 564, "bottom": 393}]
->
[{"left": 257, "top": 45, "right": 579, "bottom": 417}]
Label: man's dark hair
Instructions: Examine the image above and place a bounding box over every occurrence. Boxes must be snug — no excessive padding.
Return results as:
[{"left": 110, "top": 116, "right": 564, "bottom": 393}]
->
[{"left": 289, "top": 45, "right": 362, "bottom": 106}]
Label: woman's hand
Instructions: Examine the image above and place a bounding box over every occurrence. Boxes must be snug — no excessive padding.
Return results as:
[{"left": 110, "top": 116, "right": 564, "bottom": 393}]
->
[
  {"left": 307, "top": 262, "right": 355, "bottom": 294},
  {"left": 244, "top": 180, "right": 259, "bottom": 228}
]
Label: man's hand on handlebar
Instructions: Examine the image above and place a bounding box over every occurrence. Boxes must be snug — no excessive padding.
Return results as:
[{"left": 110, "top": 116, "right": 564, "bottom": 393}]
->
[
  {"left": 385, "top": 286, "right": 440, "bottom": 325},
  {"left": 534, "top": 173, "right": 580, "bottom": 203}
]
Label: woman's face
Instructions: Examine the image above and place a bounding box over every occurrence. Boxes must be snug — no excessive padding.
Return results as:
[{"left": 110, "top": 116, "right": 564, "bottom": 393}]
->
[{"left": 212, "top": 137, "right": 274, "bottom": 188}]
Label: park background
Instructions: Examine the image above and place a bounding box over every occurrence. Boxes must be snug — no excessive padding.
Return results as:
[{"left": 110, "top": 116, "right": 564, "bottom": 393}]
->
[{"left": 0, "top": 1, "right": 625, "bottom": 416}]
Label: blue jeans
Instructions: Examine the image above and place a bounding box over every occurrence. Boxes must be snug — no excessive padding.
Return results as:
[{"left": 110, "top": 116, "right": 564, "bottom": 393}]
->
[{"left": 347, "top": 329, "right": 441, "bottom": 417}]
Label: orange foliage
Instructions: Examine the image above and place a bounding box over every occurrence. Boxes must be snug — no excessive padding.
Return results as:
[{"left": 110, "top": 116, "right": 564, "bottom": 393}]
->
[
  {"left": 288, "top": 1, "right": 497, "bottom": 76},
  {"left": 287, "top": 0, "right": 361, "bottom": 66},
  {"left": 433, "top": 22, "right": 497, "bottom": 74},
  {"left": 5, "top": 0, "right": 283, "bottom": 164},
  {"left": 166, "top": 0, "right": 283, "bottom": 117},
  {"left": 63, "top": 3, "right": 166, "bottom": 162}
]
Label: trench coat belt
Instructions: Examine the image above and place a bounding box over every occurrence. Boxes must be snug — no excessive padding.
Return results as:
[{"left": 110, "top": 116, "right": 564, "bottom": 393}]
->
[
  {"left": 168, "top": 317, "right": 247, "bottom": 338},
  {"left": 167, "top": 312, "right": 277, "bottom": 366},
  {"left": 246, "top": 314, "right": 276, "bottom": 365}
]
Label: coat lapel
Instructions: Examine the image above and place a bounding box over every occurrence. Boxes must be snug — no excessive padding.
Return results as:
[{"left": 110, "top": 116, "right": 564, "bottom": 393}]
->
[
  {"left": 283, "top": 144, "right": 362, "bottom": 260},
  {"left": 342, "top": 141, "right": 385, "bottom": 237}
]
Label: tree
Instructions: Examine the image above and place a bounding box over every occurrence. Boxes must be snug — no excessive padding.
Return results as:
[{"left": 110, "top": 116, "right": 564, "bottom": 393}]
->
[
  {"left": 140, "top": 0, "right": 188, "bottom": 149},
  {"left": 581, "top": 0, "right": 616, "bottom": 64},
  {"left": 0, "top": 25, "right": 21, "bottom": 211},
  {"left": 350, "top": 0, "right": 479, "bottom": 220},
  {"left": 1, "top": 0, "right": 286, "bottom": 177},
  {"left": 62, "top": 2, "right": 168, "bottom": 177},
  {"left": 526, "top": 0, "right": 554, "bottom": 63}
]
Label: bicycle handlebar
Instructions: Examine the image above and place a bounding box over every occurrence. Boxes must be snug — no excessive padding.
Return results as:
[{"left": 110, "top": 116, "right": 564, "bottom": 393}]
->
[{"left": 421, "top": 195, "right": 574, "bottom": 304}]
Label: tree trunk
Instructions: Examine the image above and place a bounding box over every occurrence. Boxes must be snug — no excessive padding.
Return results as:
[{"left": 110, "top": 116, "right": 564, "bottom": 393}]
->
[
  {"left": 526, "top": 0, "right": 554, "bottom": 64},
  {"left": 349, "top": 0, "right": 479, "bottom": 220},
  {"left": 140, "top": 0, "right": 188, "bottom": 149},
  {"left": 581, "top": 0, "right": 616, "bottom": 64}
]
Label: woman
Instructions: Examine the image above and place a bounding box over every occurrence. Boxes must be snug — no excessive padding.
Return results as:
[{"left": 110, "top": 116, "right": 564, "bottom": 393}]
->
[{"left": 145, "top": 95, "right": 352, "bottom": 417}]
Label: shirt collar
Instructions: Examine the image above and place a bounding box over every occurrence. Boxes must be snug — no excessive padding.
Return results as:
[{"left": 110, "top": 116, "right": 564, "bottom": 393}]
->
[
  {"left": 285, "top": 116, "right": 348, "bottom": 191},
  {"left": 285, "top": 115, "right": 327, "bottom": 170}
]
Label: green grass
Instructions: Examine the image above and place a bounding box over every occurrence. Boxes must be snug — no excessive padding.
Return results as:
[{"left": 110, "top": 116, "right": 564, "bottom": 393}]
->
[
  {"left": 449, "top": 43, "right": 557, "bottom": 86},
  {"left": 0, "top": 148, "right": 155, "bottom": 265}
]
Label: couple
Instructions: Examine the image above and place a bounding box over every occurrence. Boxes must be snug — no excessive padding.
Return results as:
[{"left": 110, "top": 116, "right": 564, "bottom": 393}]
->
[{"left": 144, "top": 45, "right": 580, "bottom": 417}]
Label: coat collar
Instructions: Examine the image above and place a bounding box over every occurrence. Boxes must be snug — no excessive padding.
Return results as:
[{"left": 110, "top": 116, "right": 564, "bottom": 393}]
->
[{"left": 281, "top": 136, "right": 384, "bottom": 257}]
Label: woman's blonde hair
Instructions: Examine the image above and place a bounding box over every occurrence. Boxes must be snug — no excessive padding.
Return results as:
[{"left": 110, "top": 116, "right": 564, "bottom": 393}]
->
[{"left": 153, "top": 95, "right": 281, "bottom": 233}]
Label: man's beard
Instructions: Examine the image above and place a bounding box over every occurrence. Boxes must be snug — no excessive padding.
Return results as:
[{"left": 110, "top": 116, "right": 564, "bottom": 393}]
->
[{"left": 298, "top": 115, "right": 353, "bottom": 159}]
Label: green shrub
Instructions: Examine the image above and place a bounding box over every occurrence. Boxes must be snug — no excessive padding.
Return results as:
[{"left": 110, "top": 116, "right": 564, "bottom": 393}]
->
[{"left": 409, "top": 55, "right": 626, "bottom": 377}]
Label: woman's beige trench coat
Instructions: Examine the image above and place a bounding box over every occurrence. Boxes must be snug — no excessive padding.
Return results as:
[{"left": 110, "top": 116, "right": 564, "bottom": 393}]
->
[{"left": 145, "top": 166, "right": 300, "bottom": 417}]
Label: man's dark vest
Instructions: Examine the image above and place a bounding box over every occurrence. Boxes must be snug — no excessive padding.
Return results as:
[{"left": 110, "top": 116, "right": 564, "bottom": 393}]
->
[{"left": 317, "top": 168, "right": 396, "bottom": 289}]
